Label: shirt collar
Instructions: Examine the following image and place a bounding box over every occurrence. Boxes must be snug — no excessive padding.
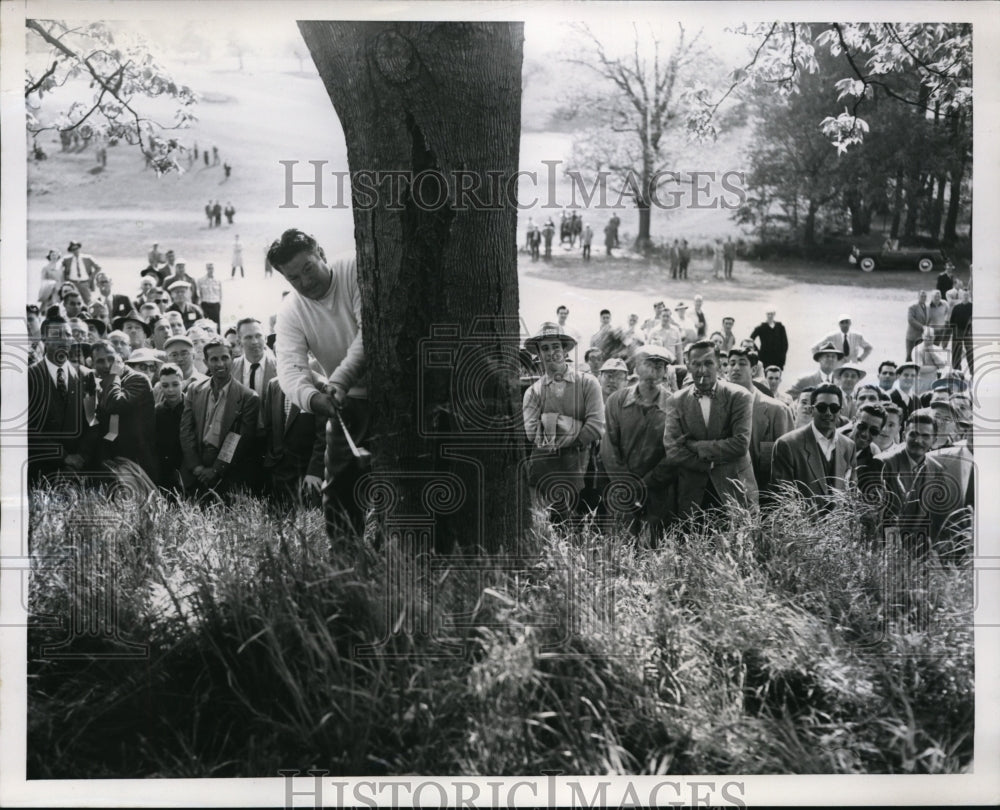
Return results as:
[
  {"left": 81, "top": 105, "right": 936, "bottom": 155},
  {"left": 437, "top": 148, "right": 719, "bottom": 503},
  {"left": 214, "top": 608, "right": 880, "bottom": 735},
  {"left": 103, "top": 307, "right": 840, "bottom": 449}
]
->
[
  {"left": 44, "top": 356, "right": 70, "bottom": 382},
  {"left": 622, "top": 382, "right": 670, "bottom": 410},
  {"left": 210, "top": 378, "right": 232, "bottom": 399},
  {"left": 543, "top": 367, "right": 577, "bottom": 384},
  {"left": 811, "top": 421, "right": 838, "bottom": 450}
]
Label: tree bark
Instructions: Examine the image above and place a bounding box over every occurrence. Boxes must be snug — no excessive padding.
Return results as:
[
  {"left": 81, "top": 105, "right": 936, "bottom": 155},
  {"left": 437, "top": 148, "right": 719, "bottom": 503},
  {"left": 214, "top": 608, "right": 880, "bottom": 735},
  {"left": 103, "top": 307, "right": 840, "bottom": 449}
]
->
[{"left": 298, "top": 21, "right": 526, "bottom": 553}]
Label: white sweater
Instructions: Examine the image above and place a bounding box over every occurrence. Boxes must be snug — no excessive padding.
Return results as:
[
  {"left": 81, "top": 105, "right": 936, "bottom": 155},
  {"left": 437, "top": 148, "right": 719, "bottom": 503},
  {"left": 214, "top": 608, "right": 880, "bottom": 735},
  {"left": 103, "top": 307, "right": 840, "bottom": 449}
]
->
[{"left": 276, "top": 259, "right": 367, "bottom": 412}]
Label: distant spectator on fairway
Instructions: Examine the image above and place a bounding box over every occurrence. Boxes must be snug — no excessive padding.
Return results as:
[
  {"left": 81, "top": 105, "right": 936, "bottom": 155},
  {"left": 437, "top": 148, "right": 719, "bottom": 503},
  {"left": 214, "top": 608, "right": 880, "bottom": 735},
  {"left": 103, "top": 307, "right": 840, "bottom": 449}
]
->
[
  {"left": 232, "top": 234, "right": 245, "bottom": 278},
  {"left": 197, "top": 263, "right": 222, "bottom": 329},
  {"left": 224, "top": 201, "right": 235, "bottom": 224},
  {"left": 750, "top": 309, "right": 788, "bottom": 369},
  {"left": 61, "top": 241, "right": 101, "bottom": 305}
]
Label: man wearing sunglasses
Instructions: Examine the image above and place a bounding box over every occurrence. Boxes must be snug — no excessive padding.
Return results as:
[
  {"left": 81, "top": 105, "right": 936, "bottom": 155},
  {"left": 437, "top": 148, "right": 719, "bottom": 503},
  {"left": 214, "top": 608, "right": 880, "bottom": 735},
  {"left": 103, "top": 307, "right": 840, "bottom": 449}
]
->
[
  {"left": 772, "top": 383, "right": 856, "bottom": 505},
  {"left": 847, "top": 403, "right": 887, "bottom": 499}
]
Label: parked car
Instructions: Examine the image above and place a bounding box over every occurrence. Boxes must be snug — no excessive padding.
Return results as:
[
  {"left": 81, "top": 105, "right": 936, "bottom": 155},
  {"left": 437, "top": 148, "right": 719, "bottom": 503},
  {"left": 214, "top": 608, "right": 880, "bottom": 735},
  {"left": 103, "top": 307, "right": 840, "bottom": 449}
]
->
[{"left": 850, "top": 243, "right": 952, "bottom": 273}]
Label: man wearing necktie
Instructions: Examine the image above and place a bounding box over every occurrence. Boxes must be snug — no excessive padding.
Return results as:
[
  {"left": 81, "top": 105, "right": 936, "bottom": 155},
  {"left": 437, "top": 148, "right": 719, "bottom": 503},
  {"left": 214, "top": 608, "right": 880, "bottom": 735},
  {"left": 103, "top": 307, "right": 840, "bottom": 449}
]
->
[
  {"left": 27, "top": 315, "right": 99, "bottom": 484},
  {"left": 809, "top": 315, "right": 873, "bottom": 366},
  {"left": 60, "top": 241, "right": 101, "bottom": 305},
  {"left": 662, "top": 339, "right": 758, "bottom": 518},
  {"left": 179, "top": 337, "right": 259, "bottom": 494},
  {"left": 230, "top": 317, "right": 277, "bottom": 493}
]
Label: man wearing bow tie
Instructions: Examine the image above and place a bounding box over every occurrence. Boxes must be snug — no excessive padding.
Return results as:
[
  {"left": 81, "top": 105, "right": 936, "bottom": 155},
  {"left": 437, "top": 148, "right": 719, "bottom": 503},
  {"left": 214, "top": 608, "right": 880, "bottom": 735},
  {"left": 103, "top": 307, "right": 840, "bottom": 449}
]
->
[{"left": 662, "top": 339, "right": 758, "bottom": 518}]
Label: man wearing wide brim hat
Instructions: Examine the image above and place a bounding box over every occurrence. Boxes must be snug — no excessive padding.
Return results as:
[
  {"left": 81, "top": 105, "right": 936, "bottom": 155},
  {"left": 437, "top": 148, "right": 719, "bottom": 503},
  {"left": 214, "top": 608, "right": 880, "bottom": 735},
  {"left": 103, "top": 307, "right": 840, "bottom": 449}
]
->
[
  {"left": 786, "top": 341, "right": 845, "bottom": 399},
  {"left": 112, "top": 310, "right": 152, "bottom": 350},
  {"left": 124, "top": 346, "right": 164, "bottom": 382},
  {"left": 833, "top": 363, "right": 866, "bottom": 421},
  {"left": 524, "top": 322, "right": 577, "bottom": 354},
  {"left": 60, "top": 240, "right": 102, "bottom": 305},
  {"left": 522, "top": 322, "right": 605, "bottom": 525}
]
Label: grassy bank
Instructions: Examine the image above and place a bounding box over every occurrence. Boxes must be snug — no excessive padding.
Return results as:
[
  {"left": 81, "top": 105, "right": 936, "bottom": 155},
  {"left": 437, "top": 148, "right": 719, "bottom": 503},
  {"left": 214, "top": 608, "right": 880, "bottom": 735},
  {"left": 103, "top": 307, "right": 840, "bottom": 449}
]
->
[{"left": 27, "top": 483, "right": 972, "bottom": 777}]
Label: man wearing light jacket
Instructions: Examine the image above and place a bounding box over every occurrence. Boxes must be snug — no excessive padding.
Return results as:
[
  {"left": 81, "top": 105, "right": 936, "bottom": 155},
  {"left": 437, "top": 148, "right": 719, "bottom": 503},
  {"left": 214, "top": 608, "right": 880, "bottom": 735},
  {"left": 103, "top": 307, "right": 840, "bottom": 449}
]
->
[{"left": 268, "top": 229, "right": 367, "bottom": 538}]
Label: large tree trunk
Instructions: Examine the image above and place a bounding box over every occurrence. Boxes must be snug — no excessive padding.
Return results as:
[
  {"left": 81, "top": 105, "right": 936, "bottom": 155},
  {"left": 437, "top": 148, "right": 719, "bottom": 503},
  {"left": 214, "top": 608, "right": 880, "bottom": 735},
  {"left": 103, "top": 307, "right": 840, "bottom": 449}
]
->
[{"left": 299, "top": 21, "right": 526, "bottom": 554}]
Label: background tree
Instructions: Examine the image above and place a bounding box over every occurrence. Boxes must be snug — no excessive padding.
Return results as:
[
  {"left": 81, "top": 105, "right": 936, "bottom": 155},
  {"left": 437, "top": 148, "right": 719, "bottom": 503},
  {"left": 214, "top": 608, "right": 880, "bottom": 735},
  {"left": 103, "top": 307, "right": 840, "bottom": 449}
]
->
[
  {"left": 298, "top": 21, "right": 526, "bottom": 554},
  {"left": 719, "top": 22, "right": 972, "bottom": 246},
  {"left": 558, "top": 22, "right": 717, "bottom": 250},
  {"left": 25, "top": 19, "right": 197, "bottom": 174}
]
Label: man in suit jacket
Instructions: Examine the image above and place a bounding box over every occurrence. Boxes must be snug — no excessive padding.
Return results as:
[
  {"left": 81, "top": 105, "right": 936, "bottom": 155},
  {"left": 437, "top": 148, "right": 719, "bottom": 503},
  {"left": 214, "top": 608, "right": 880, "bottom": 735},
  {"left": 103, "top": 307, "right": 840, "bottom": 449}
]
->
[
  {"left": 262, "top": 376, "right": 326, "bottom": 504},
  {"left": 179, "top": 337, "right": 259, "bottom": 493},
  {"left": 905, "top": 290, "right": 930, "bottom": 361},
  {"left": 785, "top": 342, "right": 845, "bottom": 399},
  {"left": 889, "top": 362, "right": 920, "bottom": 423},
  {"left": 27, "top": 316, "right": 99, "bottom": 484},
  {"left": 231, "top": 317, "right": 278, "bottom": 492},
  {"left": 60, "top": 241, "right": 101, "bottom": 304},
  {"left": 662, "top": 340, "right": 758, "bottom": 518},
  {"left": 810, "top": 315, "right": 873, "bottom": 366},
  {"left": 91, "top": 273, "right": 134, "bottom": 322},
  {"left": 727, "top": 348, "right": 793, "bottom": 493},
  {"left": 843, "top": 403, "right": 887, "bottom": 502},
  {"left": 772, "top": 383, "right": 856, "bottom": 506},
  {"left": 90, "top": 340, "right": 157, "bottom": 482}
]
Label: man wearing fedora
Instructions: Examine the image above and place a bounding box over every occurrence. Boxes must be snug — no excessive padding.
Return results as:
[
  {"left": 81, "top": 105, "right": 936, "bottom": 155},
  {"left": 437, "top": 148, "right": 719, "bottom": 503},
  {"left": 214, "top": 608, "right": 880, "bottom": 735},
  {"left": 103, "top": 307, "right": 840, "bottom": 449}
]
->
[
  {"left": 785, "top": 341, "right": 844, "bottom": 399},
  {"left": 811, "top": 314, "right": 873, "bottom": 366},
  {"left": 111, "top": 310, "right": 152, "bottom": 352},
  {"left": 522, "top": 322, "right": 605, "bottom": 525},
  {"left": 833, "top": 363, "right": 866, "bottom": 422},
  {"left": 662, "top": 339, "right": 758, "bottom": 519},
  {"left": 602, "top": 344, "right": 678, "bottom": 541},
  {"left": 61, "top": 241, "right": 101, "bottom": 304}
]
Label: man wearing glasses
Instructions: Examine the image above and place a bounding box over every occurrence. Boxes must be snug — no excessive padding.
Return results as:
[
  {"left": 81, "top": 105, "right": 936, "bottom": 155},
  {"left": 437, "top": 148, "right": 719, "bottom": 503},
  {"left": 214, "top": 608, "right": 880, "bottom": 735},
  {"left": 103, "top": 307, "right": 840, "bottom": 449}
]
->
[
  {"left": 772, "top": 383, "right": 856, "bottom": 505},
  {"left": 847, "top": 403, "right": 887, "bottom": 498}
]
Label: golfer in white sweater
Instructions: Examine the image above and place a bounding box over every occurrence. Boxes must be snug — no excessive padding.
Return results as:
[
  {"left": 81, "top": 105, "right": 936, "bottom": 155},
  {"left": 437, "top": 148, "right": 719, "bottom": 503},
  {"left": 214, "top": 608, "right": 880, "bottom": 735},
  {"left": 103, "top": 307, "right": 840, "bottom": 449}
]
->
[{"left": 269, "top": 229, "right": 368, "bottom": 538}]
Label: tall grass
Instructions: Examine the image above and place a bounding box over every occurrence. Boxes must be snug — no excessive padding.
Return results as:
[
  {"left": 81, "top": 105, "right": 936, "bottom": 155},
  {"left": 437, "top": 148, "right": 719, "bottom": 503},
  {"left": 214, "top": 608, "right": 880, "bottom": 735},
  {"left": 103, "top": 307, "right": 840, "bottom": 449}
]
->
[{"left": 27, "top": 482, "right": 973, "bottom": 777}]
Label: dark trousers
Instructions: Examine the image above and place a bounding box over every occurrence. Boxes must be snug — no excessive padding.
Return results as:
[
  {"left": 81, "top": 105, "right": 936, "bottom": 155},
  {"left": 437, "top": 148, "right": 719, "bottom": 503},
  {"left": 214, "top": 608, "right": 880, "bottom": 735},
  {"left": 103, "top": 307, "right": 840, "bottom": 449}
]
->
[
  {"left": 201, "top": 301, "right": 221, "bottom": 330},
  {"left": 582, "top": 244, "right": 591, "bottom": 260},
  {"left": 952, "top": 336, "right": 973, "bottom": 374},
  {"left": 905, "top": 338, "right": 918, "bottom": 362},
  {"left": 724, "top": 257, "right": 734, "bottom": 278},
  {"left": 324, "top": 397, "right": 372, "bottom": 540},
  {"left": 679, "top": 260, "right": 689, "bottom": 279}
]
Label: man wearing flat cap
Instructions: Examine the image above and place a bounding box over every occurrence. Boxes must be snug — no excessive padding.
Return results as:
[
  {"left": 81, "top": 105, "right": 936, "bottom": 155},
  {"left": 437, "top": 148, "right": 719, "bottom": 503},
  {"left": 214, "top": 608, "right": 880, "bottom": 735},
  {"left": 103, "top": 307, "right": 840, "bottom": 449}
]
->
[
  {"left": 602, "top": 344, "right": 679, "bottom": 542},
  {"left": 522, "top": 322, "right": 605, "bottom": 525},
  {"left": 811, "top": 315, "right": 872, "bottom": 366},
  {"left": 166, "top": 280, "right": 205, "bottom": 330},
  {"left": 598, "top": 358, "right": 629, "bottom": 403},
  {"left": 163, "top": 258, "right": 201, "bottom": 306},
  {"left": 61, "top": 241, "right": 101, "bottom": 305}
]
